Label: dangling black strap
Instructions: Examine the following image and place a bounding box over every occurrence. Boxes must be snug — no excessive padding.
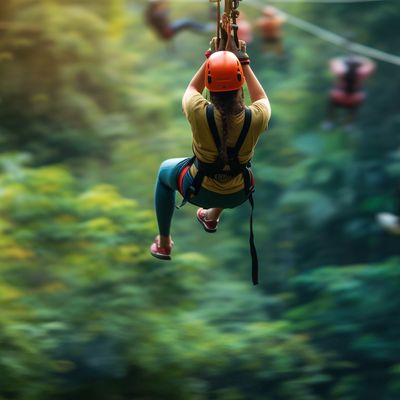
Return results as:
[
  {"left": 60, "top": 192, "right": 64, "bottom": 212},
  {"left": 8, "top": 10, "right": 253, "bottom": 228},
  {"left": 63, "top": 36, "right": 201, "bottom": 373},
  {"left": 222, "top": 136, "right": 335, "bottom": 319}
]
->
[
  {"left": 248, "top": 193, "right": 258, "bottom": 285},
  {"left": 206, "top": 103, "right": 259, "bottom": 285},
  {"left": 243, "top": 167, "right": 254, "bottom": 196}
]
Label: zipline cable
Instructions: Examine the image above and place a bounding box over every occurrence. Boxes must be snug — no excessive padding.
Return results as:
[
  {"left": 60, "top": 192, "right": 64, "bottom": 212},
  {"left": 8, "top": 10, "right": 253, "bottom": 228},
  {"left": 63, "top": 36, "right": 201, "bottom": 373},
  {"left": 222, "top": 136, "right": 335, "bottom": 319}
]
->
[
  {"left": 246, "top": 0, "right": 400, "bottom": 66},
  {"left": 167, "top": 0, "right": 384, "bottom": 3},
  {"left": 255, "top": 0, "right": 385, "bottom": 3}
]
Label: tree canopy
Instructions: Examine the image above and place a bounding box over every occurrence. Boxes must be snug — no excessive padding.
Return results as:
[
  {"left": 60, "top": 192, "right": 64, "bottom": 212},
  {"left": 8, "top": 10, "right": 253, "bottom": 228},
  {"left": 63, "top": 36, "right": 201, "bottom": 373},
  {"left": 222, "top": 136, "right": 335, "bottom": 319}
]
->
[{"left": 0, "top": 0, "right": 399, "bottom": 399}]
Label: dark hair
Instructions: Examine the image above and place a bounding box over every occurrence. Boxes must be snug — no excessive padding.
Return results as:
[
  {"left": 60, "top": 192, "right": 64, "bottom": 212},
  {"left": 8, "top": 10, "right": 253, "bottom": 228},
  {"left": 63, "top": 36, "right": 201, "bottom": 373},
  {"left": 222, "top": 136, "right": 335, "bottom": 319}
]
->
[{"left": 209, "top": 89, "right": 245, "bottom": 162}]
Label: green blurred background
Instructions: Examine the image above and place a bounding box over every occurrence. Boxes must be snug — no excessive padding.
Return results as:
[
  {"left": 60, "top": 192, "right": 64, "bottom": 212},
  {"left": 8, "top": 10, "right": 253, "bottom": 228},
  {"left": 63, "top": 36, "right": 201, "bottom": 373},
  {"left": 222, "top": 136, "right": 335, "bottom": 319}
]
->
[{"left": 0, "top": 0, "right": 399, "bottom": 399}]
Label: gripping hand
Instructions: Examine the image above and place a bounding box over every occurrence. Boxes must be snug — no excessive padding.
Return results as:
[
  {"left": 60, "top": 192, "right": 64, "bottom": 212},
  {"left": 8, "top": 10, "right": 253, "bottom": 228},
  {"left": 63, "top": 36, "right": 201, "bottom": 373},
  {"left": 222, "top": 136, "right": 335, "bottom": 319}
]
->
[
  {"left": 205, "top": 28, "right": 250, "bottom": 66},
  {"left": 236, "top": 40, "right": 250, "bottom": 65},
  {"left": 205, "top": 36, "right": 219, "bottom": 58}
]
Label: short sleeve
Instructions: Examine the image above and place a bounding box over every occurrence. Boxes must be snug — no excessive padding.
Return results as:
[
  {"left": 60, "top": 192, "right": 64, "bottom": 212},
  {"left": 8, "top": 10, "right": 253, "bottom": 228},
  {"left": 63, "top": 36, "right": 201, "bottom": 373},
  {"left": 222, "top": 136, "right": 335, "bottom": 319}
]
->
[
  {"left": 182, "top": 92, "right": 209, "bottom": 124},
  {"left": 249, "top": 98, "right": 271, "bottom": 133}
]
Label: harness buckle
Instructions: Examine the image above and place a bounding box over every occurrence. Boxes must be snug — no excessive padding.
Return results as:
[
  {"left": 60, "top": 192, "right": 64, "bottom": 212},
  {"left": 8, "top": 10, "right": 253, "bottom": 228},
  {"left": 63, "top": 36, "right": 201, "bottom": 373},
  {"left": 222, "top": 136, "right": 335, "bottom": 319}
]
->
[{"left": 213, "top": 173, "right": 231, "bottom": 182}]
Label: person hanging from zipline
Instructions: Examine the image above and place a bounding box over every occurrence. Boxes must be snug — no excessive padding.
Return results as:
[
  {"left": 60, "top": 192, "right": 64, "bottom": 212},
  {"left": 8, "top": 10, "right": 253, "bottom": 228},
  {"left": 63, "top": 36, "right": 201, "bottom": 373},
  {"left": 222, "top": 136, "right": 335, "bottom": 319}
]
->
[
  {"left": 256, "top": 6, "right": 286, "bottom": 55},
  {"left": 145, "top": 0, "right": 209, "bottom": 41},
  {"left": 150, "top": 23, "right": 271, "bottom": 284},
  {"left": 322, "top": 55, "right": 375, "bottom": 130}
]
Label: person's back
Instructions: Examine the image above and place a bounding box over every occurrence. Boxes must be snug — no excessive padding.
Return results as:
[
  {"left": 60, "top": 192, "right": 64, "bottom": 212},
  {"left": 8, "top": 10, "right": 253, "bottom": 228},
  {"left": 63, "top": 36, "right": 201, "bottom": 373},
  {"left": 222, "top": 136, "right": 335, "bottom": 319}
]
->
[
  {"left": 150, "top": 35, "right": 271, "bottom": 284},
  {"left": 182, "top": 80, "right": 269, "bottom": 195}
]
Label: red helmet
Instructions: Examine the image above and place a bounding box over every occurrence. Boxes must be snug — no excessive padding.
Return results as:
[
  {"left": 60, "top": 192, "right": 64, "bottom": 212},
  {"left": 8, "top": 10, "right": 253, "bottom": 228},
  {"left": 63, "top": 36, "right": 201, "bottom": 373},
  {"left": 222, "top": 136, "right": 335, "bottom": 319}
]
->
[{"left": 205, "top": 51, "right": 245, "bottom": 92}]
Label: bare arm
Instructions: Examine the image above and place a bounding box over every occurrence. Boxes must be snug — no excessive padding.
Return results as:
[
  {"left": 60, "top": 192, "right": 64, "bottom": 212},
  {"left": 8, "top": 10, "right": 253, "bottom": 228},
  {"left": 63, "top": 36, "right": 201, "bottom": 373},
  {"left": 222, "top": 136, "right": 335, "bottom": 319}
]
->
[
  {"left": 242, "top": 64, "right": 268, "bottom": 103},
  {"left": 182, "top": 61, "right": 206, "bottom": 108}
]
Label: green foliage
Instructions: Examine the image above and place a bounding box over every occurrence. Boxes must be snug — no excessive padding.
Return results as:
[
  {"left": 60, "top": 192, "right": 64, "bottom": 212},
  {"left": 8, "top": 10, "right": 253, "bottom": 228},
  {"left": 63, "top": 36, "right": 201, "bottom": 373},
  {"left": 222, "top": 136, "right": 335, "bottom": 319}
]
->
[
  {"left": 0, "top": 0, "right": 399, "bottom": 399},
  {"left": 0, "top": 0, "right": 138, "bottom": 163},
  {"left": 288, "top": 259, "right": 400, "bottom": 399},
  {"left": 0, "top": 156, "right": 328, "bottom": 399}
]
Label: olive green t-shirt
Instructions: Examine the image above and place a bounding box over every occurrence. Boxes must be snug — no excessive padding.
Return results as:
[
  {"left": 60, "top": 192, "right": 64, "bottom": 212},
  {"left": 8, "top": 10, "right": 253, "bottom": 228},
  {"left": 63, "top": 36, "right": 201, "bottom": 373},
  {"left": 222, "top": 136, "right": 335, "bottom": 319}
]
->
[{"left": 182, "top": 92, "right": 271, "bottom": 194}]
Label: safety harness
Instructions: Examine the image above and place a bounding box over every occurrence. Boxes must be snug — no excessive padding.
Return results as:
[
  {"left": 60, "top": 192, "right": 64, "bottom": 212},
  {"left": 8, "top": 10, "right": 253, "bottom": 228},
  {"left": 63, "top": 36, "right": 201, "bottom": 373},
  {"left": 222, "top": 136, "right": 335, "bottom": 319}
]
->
[{"left": 179, "top": 104, "right": 259, "bottom": 285}]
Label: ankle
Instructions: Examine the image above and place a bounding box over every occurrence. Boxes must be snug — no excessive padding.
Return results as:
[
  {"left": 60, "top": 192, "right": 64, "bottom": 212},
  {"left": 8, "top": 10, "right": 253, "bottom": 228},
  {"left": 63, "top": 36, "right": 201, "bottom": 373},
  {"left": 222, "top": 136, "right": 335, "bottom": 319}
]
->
[
  {"left": 205, "top": 210, "right": 219, "bottom": 222},
  {"left": 159, "top": 235, "right": 172, "bottom": 248}
]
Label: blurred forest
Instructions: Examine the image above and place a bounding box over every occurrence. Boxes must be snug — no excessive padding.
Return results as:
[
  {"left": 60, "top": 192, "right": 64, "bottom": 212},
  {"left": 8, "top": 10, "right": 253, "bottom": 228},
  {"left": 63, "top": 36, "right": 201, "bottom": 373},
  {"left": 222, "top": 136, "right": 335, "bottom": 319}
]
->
[{"left": 0, "top": 0, "right": 399, "bottom": 399}]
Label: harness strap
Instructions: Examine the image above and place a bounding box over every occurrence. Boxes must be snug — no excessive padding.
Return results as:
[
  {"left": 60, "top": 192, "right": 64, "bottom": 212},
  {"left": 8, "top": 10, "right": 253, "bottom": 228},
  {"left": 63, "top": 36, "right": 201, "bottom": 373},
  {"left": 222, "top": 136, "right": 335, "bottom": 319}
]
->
[
  {"left": 249, "top": 193, "right": 258, "bottom": 285},
  {"left": 206, "top": 104, "right": 252, "bottom": 158},
  {"left": 178, "top": 164, "right": 191, "bottom": 195},
  {"left": 243, "top": 167, "right": 255, "bottom": 196},
  {"left": 233, "top": 108, "right": 252, "bottom": 154},
  {"left": 206, "top": 104, "right": 222, "bottom": 151},
  {"left": 190, "top": 165, "right": 205, "bottom": 196},
  {"left": 176, "top": 156, "right": 196, "bottom": 209},
  {"left": 206, "top": 104, "right": 254, "bottom": 195}
]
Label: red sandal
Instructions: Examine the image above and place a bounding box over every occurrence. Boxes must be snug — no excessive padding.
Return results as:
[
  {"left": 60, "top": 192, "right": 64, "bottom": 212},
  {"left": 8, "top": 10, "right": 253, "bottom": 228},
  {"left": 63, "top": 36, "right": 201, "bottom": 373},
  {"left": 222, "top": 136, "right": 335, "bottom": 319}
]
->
[
  {"left": 150, "top": 236, "right": 173, "bottom": 260},
  {"left": 197, "top": 208, "right": 219, "bottom": 233}
]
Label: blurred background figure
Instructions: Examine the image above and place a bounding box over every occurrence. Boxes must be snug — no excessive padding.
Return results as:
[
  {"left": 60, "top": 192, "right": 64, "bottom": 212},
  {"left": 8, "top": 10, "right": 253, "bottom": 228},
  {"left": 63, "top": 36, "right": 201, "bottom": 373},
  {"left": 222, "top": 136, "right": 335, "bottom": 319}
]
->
[
  {"left": 236, "top": 12, "right": 253, "bottom": 45},
  {"left": 377, "top": 187, "right": 400, "bottom": 235},
  {"left": 377, "top": 212, "right": 400, "bottom": 235},
  {"left": 145, "top": 0, "right": 209, "bottom": 41},
  {"left": 322, "top": 55, "right": 375, "bottom": 130},
  {"left": 256, "top": 5, "right": 286, "bottom": 55}
]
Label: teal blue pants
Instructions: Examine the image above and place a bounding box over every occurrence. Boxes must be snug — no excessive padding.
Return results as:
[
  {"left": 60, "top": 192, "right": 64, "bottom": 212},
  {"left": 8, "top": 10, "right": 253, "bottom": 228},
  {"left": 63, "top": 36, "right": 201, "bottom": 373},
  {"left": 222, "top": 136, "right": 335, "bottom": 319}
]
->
[{"left": 155, "top": 157, "right": 248, "bottom": 236}]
